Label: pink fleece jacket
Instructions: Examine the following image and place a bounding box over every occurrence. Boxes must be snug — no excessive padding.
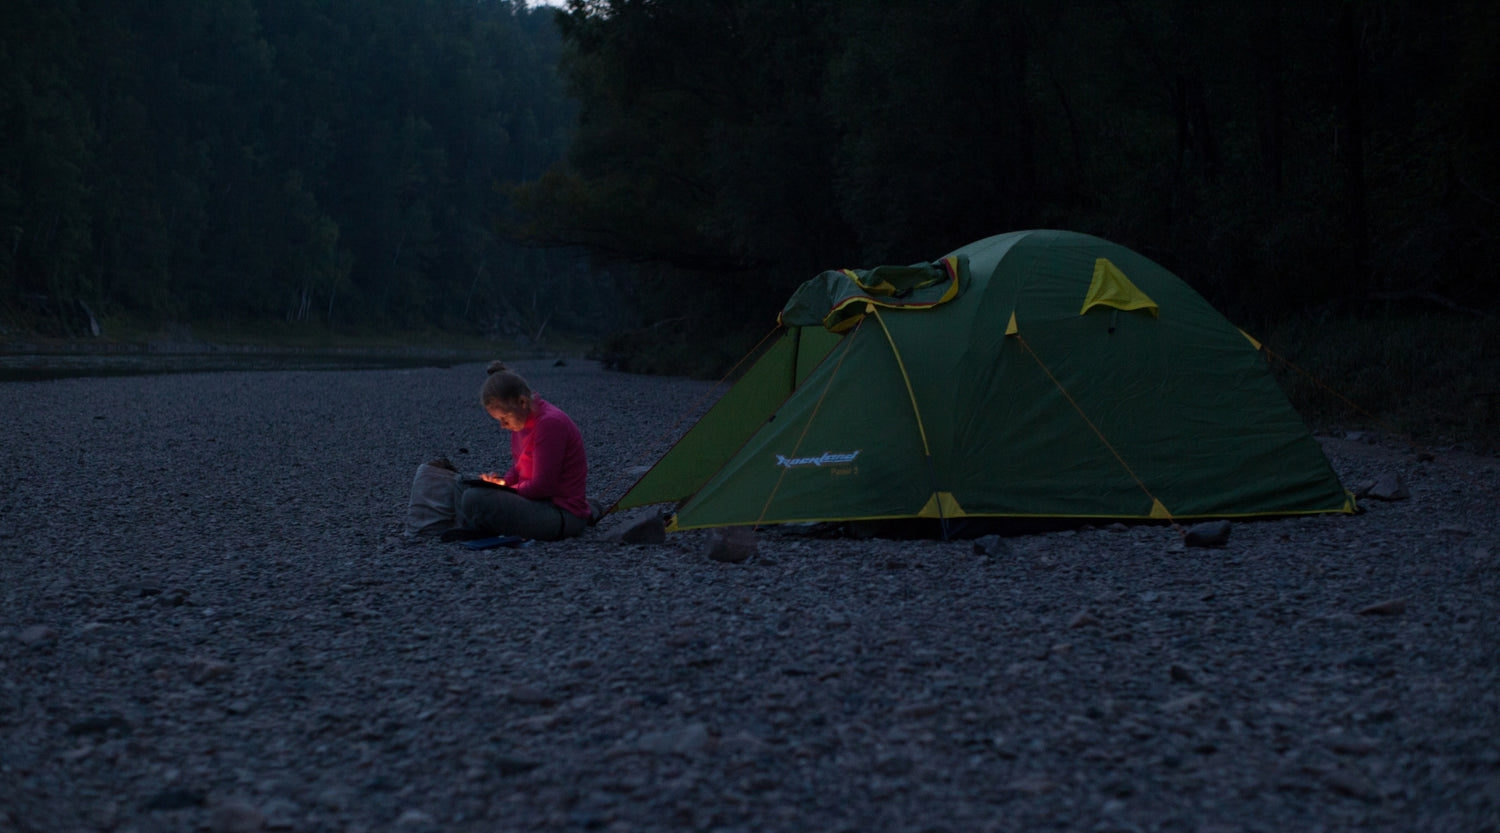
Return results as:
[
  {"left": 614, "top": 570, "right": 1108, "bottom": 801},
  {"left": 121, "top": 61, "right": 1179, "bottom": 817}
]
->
[{"left": 500, "top": 397, "right": 590, "bottom": 519}]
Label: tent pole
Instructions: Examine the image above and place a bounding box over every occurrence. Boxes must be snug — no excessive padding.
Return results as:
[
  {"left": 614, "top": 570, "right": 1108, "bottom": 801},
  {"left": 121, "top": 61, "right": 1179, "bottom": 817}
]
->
[
  {"left": 789, "top": 325, "right": 801, "bottom": 390},
  {"left": 869, "top": 306, "right": 950, "bottom": 540}
]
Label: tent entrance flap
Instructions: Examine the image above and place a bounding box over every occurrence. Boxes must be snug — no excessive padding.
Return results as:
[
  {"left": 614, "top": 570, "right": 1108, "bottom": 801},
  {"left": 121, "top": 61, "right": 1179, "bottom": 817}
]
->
[{"left": 612, "top": 325, "right": 840, "bottom": 511}]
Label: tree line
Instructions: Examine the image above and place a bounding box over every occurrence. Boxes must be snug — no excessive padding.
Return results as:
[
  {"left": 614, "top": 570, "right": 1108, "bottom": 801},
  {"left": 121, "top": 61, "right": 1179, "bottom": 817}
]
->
[
  {"left": 1, "top": 0, "right": 613, "bottom": 340},
  {"left": 5, "top": 0, "right": 1497, "bottom": 371},
  {"left": 515, "top": 0, "right": 1498, "bottom": 371}
]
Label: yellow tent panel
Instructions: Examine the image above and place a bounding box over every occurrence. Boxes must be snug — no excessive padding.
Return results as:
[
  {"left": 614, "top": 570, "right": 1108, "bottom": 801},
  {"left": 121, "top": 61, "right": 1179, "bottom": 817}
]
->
[
  {"left": 918, "top": 492, "right": 966, "bottom": 518},
  {"left": 1081, "top": 257, "right": 1159, "bottom": 317}
]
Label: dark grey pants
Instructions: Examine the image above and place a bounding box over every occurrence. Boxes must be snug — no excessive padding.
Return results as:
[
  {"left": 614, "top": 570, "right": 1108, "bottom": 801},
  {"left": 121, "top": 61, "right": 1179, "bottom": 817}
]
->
[{"left": 457, "top": 485, "right": 587, "bottom": 541}]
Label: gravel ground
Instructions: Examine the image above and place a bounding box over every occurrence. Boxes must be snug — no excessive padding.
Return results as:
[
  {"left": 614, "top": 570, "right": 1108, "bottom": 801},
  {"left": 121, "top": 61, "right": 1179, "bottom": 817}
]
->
[{"left": 2, "top": 358, "right": 1498, "bottom": 833}]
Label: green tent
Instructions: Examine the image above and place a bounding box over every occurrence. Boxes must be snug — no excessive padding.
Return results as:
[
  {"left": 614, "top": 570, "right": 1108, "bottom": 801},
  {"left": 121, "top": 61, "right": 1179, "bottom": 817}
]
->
[{"left": 616, "top": 229, "right": 1354, "bottom": 532}]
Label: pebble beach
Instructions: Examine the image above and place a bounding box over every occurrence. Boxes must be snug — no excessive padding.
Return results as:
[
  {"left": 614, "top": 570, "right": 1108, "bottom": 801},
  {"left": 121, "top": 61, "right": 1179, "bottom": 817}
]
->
[{"left": 2, "top": 358, "right": 1498, "bottom": 832}]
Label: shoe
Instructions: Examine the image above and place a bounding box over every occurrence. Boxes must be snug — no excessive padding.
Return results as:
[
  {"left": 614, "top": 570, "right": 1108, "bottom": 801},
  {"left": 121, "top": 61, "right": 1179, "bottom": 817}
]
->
[
  {"left": 587, "top": 497, "right": 608, "bottom": 525},
  {"left": 440, "top": 527, "right": 489, "bottom": 542}
]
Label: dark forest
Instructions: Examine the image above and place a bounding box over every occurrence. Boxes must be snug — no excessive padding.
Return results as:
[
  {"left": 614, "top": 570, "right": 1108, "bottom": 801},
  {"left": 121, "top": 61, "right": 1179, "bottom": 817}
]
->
[
  {"left": 4, "top": 0, "right": 1498, "bottom": 430},
  {"left": 2, "top": 0, "right": 593, "bottom": 341}
]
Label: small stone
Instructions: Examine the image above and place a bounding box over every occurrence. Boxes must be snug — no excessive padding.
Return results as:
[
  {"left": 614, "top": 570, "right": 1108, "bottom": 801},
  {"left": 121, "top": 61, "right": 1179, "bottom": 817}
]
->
[
  {"left": 1183, "top": 520, "right": 1231, "bottom": 547},
  {"left": 188, "top": 658, "right": 234, "bottom": 684},
  {"left": 491, "top": 755, "right": 542, "bottom": 776},
  {"left": 1357, "top": 598, "right": 1407, "bottom": 616},
  {"left": 260, "top": 798, "right": 301, "bottom": 830},
  {"left": 1340, "top": 651, "right": 1383, "bottom": 668},
  {"left": 508, "top": 685, "right": 557, "bottom": 706},
  {"left": 1068, "top": 611, "right": 1100, "bottom": 629},
  {"left": 874, "top": 754, "right": 914, "bottom": 776},
  {"left": 1004, "top": 776, "right": 1056, "bottom": 794},
  {"left": 637, "top": 722, "right": 711, "bottom": 755},
  {"left": 68, "top": 714, "right": 131, "bottom": 736},
  {"left": 972, "top": 535, "right": 1013, "bottom": 557},
  {"left": 1169, "top": 663, "right": 1196, "bottom": 684},
  {"left": 706, "top": 526, "right": 757, "bottom": 563},
  {"left": 1326, "top": 736, "right": 1380, "bottom": 756},
  {"left": 209, "top": 800, "right": 264, "bottom": 833},
  {"left": 894, "top": 702, "right": 940, "bottom": 719},
  {"left": 1324, "top": 769, "right": 1381, "bottom": 802},
  {"left": 1357, "top": 472, "right": 1409, "bottom": 501},
  {"left": 1161, "top": 692, "right": 1207, "bottom": 713},
  {"left": 718, "top": 730, "right": 769, "bottom": 759},
  {"left": 143, "top": 788, "right": 206, "bottom": 811},
  {"left": 395, "top": 809, "right": 438, "bottom": 831},
  {"left": 17, "top": 625, "right": 58, "bottom": 647},
  {"left": 316, "top": 786, "right": 357, "bottom": 811}
]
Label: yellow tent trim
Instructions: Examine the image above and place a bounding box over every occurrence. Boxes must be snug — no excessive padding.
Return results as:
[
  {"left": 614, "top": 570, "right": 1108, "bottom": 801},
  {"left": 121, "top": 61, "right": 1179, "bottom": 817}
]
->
[
  {"left": 1005, "top": 311, "right": 1019, "bottom": 336},
  {"left": 870, "top": 307, "right": 932, "bottom": 455},
  {"left": 1081, "top": 258, "right": 1159, "bottom": 317},
  {"left": 843, "top": 267, "right": 893, "bottom": 295},
  {"left": 827, "top": 312, "right": 863, "bottom": 334},
  {"left": 1148, "top": 498, "right": 1172, "bottom": 520},
  {"left": 818, "top": 258, "right": 964, "bottom": 332},
  {"left": 666, "top": 495, "right": 1356, "bottom": 531},
  {"left": 918, "top": 492, "right": 966, "bottom": 519},
  {"left": 1238, "top": 328, "right": 1262, "bottom": 350}
]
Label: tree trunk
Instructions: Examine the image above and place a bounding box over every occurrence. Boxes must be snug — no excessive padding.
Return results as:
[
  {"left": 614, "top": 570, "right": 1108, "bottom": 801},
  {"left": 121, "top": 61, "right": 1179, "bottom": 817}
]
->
[
  {"left": 1252, "top": 7, "right": 1285, "bottom": 197},
  {"left": 1336, "top": 1, "right": 1369, "bottom": 293}
]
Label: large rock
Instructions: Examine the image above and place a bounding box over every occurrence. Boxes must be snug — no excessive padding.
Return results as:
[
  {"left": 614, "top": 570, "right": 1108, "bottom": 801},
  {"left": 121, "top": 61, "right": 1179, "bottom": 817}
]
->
[
  {"left": 1355, "top": 472, "right": 1410, "bottom": 501},
  {"left": 706, "top": 526, "right": 758, "bottom": 563},
  {"left": 1183, "top": 520, "right": 1231, "bottom": 547},
  {"left": 602, "top": 508, "right": 667, "bottom": 545}
]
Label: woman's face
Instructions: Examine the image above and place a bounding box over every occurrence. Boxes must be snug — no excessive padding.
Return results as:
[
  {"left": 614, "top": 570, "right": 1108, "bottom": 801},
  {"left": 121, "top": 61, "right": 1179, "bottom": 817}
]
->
[{"left": 486, "top": 396, "right": 531, "bottom": 431}]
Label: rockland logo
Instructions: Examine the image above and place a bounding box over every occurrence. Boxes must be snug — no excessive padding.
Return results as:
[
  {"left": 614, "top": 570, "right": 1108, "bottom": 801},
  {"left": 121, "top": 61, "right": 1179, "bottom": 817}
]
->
[{"left": 775, "top": 451, "right": 860, "bottom": 469}]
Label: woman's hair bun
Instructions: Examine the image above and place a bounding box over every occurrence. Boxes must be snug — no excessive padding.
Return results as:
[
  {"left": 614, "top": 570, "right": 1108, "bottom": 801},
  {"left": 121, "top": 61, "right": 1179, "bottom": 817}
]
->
[{"left": 486, "top": 360, "right": 509, "bottom": 375}]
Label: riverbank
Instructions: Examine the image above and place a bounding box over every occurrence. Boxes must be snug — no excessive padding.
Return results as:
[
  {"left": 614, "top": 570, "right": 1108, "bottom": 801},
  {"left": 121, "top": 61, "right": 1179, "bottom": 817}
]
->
[
  {"left": 0, "top": 329, "right": 570, "bottom": 382},
  {"left": 1, "top": 360, "right": 1497, "bottom": 832}
]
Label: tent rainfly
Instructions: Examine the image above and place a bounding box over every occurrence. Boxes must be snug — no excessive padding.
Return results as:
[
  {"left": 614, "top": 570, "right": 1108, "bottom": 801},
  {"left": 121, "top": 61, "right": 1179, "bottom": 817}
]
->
[{"left": 614, "top": 229, "right": 1355, "bottom": 533}]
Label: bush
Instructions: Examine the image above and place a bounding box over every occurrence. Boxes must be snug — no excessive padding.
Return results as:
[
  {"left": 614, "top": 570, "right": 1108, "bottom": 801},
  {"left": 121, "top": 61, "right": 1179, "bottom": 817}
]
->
[{"left": 1263, "top": 309, "right": 1499, "bottom": 453}]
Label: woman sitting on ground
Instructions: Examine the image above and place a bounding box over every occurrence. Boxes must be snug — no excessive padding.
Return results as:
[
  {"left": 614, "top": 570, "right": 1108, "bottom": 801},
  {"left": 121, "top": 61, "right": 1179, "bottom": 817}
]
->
[{"left": 449, "top": 361, "right": 594, "bottom": 541}]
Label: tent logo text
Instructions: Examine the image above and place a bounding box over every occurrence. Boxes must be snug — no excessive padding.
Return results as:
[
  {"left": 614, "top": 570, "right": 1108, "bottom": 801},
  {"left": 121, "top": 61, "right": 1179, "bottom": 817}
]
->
[{"left": 775, "top": 451, "right": 861, "bottom": 469}]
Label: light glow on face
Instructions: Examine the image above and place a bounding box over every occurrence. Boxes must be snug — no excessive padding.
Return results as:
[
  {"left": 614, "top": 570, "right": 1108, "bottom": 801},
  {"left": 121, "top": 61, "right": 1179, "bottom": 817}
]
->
[{"left": 486, "top": 398, "right": 529, "bottom": 431}]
